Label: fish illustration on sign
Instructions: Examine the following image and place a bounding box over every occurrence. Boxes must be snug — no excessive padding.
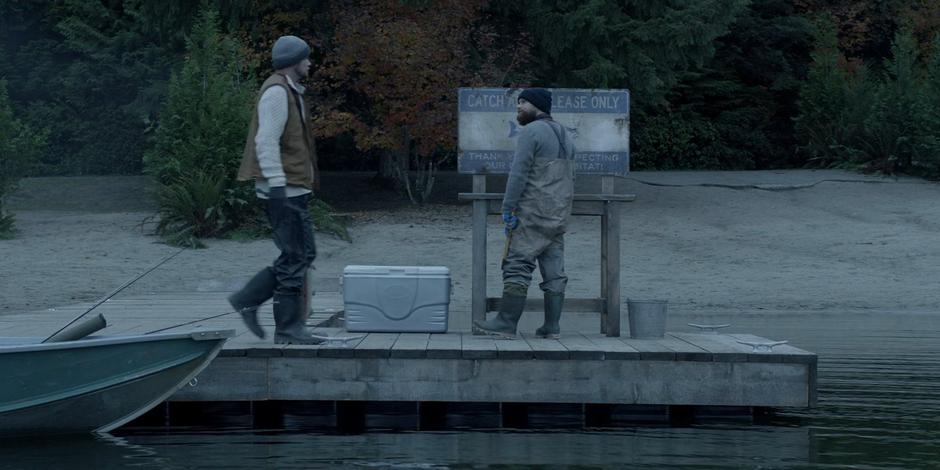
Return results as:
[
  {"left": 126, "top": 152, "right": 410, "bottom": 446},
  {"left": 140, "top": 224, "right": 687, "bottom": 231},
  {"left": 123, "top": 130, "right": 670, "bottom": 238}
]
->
[
  {"left": 508, "top": 121, "right": 521, "bottom": 138},
  {"left": 508, "top": 121, "right": 580, "bottom": 139}
]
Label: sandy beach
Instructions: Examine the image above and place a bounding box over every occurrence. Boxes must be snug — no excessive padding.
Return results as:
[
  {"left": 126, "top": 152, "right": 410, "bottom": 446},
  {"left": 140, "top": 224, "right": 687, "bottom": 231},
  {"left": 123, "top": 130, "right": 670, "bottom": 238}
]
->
[{"left": 2, "top": 170, "right": 937, "bottom": 332}]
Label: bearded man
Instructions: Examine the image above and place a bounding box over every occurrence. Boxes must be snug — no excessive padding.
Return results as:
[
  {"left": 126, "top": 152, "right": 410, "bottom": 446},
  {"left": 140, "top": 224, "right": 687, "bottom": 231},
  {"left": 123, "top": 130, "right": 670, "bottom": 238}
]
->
[{"left": 474, "top": 88, "right": 576, "bottom": 339}]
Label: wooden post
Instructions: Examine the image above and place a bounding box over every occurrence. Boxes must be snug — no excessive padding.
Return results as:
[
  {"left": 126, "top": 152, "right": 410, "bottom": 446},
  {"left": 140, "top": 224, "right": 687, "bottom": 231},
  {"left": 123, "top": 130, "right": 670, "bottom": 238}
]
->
[
  {"left": 599, "top": 177, "right": 613, "bottom": 334},
  {"left": 604, "top": 196, "right": 622, "bottom": 336},
  {"left": 600, "top": 213, "right": 608, "bottom": 334},
  {"left": 471, "top": 174, "right": 487, "bottom": 331}
]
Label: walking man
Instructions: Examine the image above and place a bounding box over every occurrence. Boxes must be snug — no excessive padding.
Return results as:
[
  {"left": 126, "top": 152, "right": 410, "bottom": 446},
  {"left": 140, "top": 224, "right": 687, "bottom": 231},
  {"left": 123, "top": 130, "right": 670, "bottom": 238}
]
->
[
  {"left": 229, "top": 35, "right": 323, "bottom": 344},
  {"left": 474, "top": 88, "right": 576, "bottom": 339}
]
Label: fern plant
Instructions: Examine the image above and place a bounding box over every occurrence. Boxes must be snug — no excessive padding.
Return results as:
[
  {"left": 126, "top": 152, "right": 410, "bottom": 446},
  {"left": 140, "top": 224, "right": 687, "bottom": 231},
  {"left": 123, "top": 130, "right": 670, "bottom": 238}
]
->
[{"left": 155, "top": 171, "right": 230, "bottom": 248}]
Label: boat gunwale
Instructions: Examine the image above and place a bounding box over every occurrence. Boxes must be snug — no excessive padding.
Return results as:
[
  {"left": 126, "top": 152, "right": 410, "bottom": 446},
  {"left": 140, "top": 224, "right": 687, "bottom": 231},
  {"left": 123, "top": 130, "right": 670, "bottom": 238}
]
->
[{"left": 0, "top": 329, "right": 235, "bottom": 353}]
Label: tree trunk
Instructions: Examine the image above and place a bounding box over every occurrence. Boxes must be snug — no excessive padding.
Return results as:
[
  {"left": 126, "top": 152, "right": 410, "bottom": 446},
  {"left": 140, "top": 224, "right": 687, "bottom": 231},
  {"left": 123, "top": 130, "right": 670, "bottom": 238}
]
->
[{"left": 377, "top": 152, "right": 396, "bottom": 179}]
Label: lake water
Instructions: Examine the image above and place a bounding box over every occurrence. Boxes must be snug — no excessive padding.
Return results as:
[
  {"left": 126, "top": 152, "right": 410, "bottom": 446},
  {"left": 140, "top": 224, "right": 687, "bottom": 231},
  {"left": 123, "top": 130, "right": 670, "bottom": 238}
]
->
[{"left": 3, "top": 311, "right": 938, "bottom": 469}]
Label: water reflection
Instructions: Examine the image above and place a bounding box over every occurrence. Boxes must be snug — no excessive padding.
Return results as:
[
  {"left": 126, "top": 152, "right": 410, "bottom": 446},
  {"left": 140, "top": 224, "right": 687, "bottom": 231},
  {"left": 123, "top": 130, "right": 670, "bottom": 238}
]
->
[
  {"left": 0, "top": 434, "right": 165, "bottom": 469},
  {"left": 0, "top": 428, "right": 812, "bottom": 469},
  {"left": 692, "top": 311, "right": 940, "bottom": 469}
]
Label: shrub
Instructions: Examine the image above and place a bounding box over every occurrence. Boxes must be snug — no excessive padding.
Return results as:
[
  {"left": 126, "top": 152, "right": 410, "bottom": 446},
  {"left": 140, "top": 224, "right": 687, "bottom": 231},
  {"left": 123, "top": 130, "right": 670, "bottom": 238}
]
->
[
  {"left": 310, "top": 198, "right": 350, "bottom": 242},
  {"left": 154, "top": 170, "right": 245, "bottom": 248},
  {"left": 145, "top": 5, "right": 348, "bottom": 246},
  {"left": 0, "top": 79, "right": 45, "bottom": 237},
  {"left": 796, "top": 22, "right": 940, "bottom": 177},
  {"left": 631, "top": 112, "right": 727, "bottom": 170},
  {"left": 143, "top": 7, "right": 253, "bottom": 186}
]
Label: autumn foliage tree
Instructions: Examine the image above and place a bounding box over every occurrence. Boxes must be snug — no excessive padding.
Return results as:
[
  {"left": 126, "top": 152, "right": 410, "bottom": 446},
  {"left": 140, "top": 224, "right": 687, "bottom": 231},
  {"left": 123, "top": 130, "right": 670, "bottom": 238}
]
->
[{"left": 312, "top": 0, "right": 525, "bottom": 203}]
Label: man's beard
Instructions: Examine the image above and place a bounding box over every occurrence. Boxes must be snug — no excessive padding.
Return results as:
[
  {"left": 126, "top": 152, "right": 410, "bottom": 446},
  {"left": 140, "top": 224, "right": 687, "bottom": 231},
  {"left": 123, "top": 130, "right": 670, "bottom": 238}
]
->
[
  {"left": 517, "top": 109, "right": 537, "bottom": 125},
  {"left": 294, "top": 63, "right": 309, "bottom": 80}
]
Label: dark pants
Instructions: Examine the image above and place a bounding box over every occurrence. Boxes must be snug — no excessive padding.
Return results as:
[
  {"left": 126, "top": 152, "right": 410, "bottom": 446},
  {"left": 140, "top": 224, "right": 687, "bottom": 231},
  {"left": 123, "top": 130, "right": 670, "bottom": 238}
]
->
[{"left": 267, "top": 193, "right": 316, "bottom": 295}]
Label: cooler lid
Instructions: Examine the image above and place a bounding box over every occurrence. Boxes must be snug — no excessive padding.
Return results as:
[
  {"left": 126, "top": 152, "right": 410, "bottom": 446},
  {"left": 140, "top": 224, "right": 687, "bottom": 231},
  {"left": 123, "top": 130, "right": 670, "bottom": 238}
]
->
[{"left": 343, "top": 265, "right": 450, "bottom": 276}]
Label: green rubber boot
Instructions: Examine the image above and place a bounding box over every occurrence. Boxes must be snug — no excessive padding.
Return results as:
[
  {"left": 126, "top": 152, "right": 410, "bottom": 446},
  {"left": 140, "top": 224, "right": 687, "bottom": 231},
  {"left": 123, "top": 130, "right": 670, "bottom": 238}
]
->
[
  {"left": 473, "top": 290, "right": 526, "bottom": 339},
  {"left": 273, "top": 294, "right": 326, "bottom": 345},
  {"left": 535, "top": 292, "right": 563, "bottom": 339},
  {"left": 228, "top": 268, "right": 276, "bottom": 339}
]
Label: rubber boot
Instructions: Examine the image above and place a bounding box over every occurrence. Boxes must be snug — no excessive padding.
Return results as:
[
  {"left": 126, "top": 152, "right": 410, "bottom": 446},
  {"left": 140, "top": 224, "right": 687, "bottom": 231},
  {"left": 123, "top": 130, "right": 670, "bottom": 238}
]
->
[
  {"left": 273, "top": 293, "right": 325, "bottom": 345},
  {"left": 302, "top": 269, "right": 313, "bottom": 324},
  {"left": 535, "top": 292, "right": 563, "bottom": 339},
  {"left": 228, "top": 268, "right": 276, "bottom": 339},
  {"left": 473, "top": 293, "right": 526, "bottom": 339}
]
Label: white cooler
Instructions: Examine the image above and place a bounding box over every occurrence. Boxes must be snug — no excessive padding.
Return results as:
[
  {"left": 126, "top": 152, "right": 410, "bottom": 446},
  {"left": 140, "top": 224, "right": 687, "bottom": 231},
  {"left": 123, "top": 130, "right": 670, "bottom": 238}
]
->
[{"left": 342, "top": 265, "right": 451, "bottom": 333}]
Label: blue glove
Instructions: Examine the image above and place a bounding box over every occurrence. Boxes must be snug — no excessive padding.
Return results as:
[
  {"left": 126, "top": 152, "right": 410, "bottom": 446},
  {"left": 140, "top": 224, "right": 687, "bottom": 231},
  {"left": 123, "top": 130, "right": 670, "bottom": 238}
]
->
[
  {"left": 502, "top": 211, "right": 519, "bottom": 236},
  {"left": 267, "top": 186, "right": 287, "bottom": 217}
]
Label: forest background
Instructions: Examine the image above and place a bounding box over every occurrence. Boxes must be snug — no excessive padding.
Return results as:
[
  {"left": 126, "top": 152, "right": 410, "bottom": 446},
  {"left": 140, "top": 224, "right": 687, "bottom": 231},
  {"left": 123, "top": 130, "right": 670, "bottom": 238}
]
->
[{"left": 2, "top": 0, "right": 940, "bottom": 243}]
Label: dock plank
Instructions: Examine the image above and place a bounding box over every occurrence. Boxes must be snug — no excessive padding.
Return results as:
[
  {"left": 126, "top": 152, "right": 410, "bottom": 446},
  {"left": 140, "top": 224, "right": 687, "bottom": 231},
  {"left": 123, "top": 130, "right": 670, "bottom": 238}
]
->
[
  {"left": 669, "top": 333, "right": 750, "bottom": 362},
  {"left": 493, "top": 335, "right": 534, "bottom": 359},
  {"left": 582, "top": 333, "right": 640, "bottom": 360},
  {"left": 462, "top": 334, "right": 498, "bottom": 359},
  {"left": 660, "top": 336, "right": 713, "bottom": 361},
  {"left": 426, "top": 333, "right": 462, "bottom": 359},
  {"left": 557, "top": 334, "right": 604, "bottom": 360},
  {"left": 391, "top": 333, "right": 429, "bottom": 359},
  {"left": 227, "top": 330, "right": 286, "bottom": 357},
  {"left": 354, "top": 333, "right": 399, "bottom": 359},
  {"left": 520, "top": 333, "right": 568, "bottom": 360},
  {"left": 618, "top": 338, "right": 675, "bottom": 360},
  {"left": 314, "top": 327, "right": 366, "bottom": 358}
]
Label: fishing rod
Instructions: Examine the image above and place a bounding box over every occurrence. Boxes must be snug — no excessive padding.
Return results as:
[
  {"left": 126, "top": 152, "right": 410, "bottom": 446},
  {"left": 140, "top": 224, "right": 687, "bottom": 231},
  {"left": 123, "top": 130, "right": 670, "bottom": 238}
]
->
[{"left": 41, "top": 248, "right": 187, "bottom": 343}]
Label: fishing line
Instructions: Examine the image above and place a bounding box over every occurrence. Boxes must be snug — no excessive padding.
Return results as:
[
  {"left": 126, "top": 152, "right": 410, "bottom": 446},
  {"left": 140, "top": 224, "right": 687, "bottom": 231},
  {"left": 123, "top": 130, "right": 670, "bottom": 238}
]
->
[
  {"left": 143, "top": 301, "right": 270, "bottom": 334},
  {"left": 41, "top": 247, "right": 187, "bottom": 343}
]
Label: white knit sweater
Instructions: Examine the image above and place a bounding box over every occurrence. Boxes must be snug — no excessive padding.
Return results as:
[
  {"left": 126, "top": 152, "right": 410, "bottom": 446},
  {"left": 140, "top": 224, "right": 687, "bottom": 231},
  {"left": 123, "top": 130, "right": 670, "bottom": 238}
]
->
[{"left": 253, "top": 75, "right": 312, "bottom": 199}]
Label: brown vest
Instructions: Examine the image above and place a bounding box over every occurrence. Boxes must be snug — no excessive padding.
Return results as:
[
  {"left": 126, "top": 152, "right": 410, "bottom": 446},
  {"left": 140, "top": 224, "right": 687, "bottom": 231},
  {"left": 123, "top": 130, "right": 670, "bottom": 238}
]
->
[{"left": 237, "top": 73, "right": 319, "bottom": 190}]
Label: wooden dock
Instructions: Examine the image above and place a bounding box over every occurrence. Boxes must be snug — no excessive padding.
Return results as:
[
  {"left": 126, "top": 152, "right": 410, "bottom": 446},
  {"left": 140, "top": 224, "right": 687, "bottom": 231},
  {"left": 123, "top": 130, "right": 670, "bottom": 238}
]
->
[{"left": 1, "top": 291, "right": 817, "bottom": 421}]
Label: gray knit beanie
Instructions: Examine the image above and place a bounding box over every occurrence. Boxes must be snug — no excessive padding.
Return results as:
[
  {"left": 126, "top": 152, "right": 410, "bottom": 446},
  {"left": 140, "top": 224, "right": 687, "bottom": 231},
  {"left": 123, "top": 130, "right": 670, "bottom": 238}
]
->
[{"left": 272, "top": 35, "right": 310, "bottom": 69}]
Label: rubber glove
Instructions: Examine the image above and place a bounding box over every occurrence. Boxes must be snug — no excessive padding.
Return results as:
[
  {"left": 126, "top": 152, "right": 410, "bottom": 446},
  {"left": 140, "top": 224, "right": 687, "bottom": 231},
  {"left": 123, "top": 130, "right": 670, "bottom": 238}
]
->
[{"left": 502, "top": 210, "right": 519, "bottom": 236}]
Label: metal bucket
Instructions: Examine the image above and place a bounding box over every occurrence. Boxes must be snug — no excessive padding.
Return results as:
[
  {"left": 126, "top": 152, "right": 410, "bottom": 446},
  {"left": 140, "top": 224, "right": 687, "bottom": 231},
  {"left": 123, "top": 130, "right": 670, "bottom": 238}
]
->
[{"left": 627, "top": 299, "right": 667, "bottom": 339}]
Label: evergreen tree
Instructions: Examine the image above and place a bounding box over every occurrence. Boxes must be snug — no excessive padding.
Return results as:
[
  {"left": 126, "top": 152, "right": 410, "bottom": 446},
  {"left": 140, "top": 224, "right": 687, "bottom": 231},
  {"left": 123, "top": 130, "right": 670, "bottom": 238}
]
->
[
  {"left": 666, "top": 0, "right": 815, "bottom": 169},
  {"left": 794, "top": 18, "right": 873, "bottom": 168},
  {"left": 857, "top": 28, "right": 922, "bottom": 172},
  {"left": 143, "top": 5, "right": 254, "bottom": 245},
  {"left": 144, "top": 6, "right": 253, "bottom": 184},
  {"left": 493, "top": 0, "right": 750, "bottom": 170},
  {"left": 794, "top": 23, "right": 940, "bottom": 176},
  {"left": 499, "top": 0, "right": 748, "bottom": 111},
  {"left": 0, "top": 80, "right": 46, "bottom": 237},
  {"left": 918, "top": 34, "right": 940, "bottom": 177},
  {"left": 0, "top": 0, "right": 189, "bottom": 175}
]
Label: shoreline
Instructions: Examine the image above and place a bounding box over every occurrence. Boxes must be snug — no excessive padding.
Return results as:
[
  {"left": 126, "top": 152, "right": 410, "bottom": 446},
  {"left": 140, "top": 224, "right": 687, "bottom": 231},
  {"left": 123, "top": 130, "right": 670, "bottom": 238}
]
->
[{"left": 2, "top": 170, "right": 938, "bottom": 324}]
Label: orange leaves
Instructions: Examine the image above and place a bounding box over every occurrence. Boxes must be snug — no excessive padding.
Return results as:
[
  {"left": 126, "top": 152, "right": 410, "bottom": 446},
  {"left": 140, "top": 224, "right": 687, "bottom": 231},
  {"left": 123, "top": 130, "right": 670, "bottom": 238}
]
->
[
  {"left": 901, "top": 1, "right": 940, "bottom": 55},
  {"left": 312, "top": 0, "right": 507, "bottom": 157},
  {"left": 796, "top": 0, "right": 940, "bottom": 60}
]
